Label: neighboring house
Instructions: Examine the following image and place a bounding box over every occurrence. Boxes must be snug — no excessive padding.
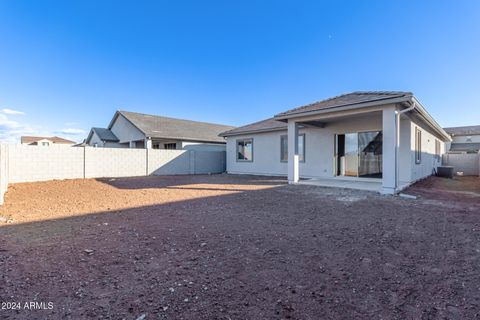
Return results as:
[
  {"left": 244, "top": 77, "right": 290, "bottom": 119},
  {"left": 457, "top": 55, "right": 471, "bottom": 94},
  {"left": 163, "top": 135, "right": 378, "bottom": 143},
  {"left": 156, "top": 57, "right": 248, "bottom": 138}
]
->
[
  {"left": 20, "top": 136, "right": 76, "bottom": 146},
  {"left": 219, "top": 91, "right": 451, "bottom": 195},
  {"left": 444, "top": 125, "right": 480, "bottom": 153},
  {"left": 86, "top": 110, "right": 235, "bottom": 151},
  {"left": 85, "top": 128, "right": 121, "bottom": 148}
]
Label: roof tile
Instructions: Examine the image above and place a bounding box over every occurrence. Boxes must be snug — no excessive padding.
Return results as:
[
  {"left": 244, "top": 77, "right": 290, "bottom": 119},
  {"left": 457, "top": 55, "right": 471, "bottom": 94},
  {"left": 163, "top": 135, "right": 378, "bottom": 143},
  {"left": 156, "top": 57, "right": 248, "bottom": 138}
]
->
[
  {"left": 444, "top": 125, "right": 480, "bottom": 136},
  {"left": 275, "top": 91, "right": 412, "bottom": 117},
  {"left": 118, "top": 111, "right": 235, "bottom": 143}
]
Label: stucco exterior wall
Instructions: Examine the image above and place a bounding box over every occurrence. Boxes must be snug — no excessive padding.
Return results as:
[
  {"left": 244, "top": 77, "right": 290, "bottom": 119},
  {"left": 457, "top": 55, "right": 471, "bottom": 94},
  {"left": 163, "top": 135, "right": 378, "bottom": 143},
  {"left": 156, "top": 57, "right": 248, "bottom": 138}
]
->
[
  {"left": 226, "top": 113, "right": 446, "bottom": 188},
  {"left": 110, "top": 114, "right": 145, "bottom": 144},
  {"left": 151, "top": 140, "right": 226, "bottom": 151},
  {"left": 409, "top": 119, "right": 444, "bottom": 183},
  {"left": 227, "top": 130, "right": 288, "bottom": 176},
  {"left": 87, "top": 131, "right": 103, "bottom": 147},
  {"left": 451, "top": 135, "right": 480, "bottom": 143},
  {"left": 398, "top": 118, "right": 413, "bottom": 187},
  {"left": 86, "top": 131, "right": 122, "bottom": 148},
  {"left": 226, "top": 114, "right": 382, "bottom": 178},
  {"left": 397, "top": 117, "right": 445, "bottom": 188}
]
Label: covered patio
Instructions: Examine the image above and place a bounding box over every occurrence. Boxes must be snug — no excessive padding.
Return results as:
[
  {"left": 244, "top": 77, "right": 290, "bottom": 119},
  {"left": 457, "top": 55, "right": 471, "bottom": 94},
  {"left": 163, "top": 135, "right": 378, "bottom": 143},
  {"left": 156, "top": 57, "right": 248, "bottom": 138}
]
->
[
  {"left": 298, "top": 176, "right": 382, "bottom": 192},
  {"left": 279, "top": 105, "right": 397, "bottom": 194},
  {"left": 222, "top": 91, "right": 451, "bottom": 195}
]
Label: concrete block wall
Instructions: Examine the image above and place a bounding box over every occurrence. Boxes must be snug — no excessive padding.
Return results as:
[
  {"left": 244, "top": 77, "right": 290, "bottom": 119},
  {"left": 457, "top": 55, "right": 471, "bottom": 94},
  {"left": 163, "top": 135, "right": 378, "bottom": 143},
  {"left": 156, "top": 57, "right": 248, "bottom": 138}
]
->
[
  {"left": 0, "top": 144, "right": 9, "bottom": 204},
  {"left": 443, "top": 152, "right": 480, "bottom": 176},
  {"left": 146, "top": 150, "right": 225, "bottom": 175},
  {"left": 0, "top": 144, "right": 226, "bottom": 204},
  {"left": 193, "top": 151, "right": 226, "bottom": 174},
  {"left": 85, "top": 148, "right": 147, "bottom": 178},
  {"left": 8, "top": 144, "right": 84, "bottom": 183},
  {"left": 147, "top": 149, "right": 191, "bottom": 175}
]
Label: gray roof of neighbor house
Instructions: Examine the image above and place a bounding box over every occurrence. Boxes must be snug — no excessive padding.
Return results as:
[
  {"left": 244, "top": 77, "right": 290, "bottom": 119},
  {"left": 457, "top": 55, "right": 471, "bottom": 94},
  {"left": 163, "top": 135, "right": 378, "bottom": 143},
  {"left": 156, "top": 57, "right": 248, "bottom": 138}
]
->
[
  {"left": 91, "top": 127, "right": 119, "bottom": 142},
  {"left": 219, "top": 118, "right": 287, "bottom": 137},
  {"left": 444, "top": 125, "right": 480, "bottom": 136},
  {"left": 21, "top": 136, "right": 76, "bottom": 144},
  {"left": 275, "top": 91, "right": 412, "bottom": 118},
  {"left": 450, "top": 143, "right": 480, "bottom": 152},
  {"left": 114, "top": 111, "right": 235, "bottom": 143}
]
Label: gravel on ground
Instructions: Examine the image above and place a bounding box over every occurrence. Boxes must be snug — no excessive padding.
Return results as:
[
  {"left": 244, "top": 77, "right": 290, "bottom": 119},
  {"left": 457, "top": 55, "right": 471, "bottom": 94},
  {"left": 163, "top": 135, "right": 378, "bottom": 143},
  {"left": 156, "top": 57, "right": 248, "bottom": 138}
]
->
[{"left": 0, "top": 174, "right": 479, "bottom": 319}]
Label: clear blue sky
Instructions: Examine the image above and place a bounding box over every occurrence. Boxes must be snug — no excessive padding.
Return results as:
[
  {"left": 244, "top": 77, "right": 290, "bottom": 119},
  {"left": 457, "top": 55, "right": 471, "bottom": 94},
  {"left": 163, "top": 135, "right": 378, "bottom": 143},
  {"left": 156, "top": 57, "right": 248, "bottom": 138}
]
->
[{"left": 0, "top": 0, "right": 479, "bottom": 142}]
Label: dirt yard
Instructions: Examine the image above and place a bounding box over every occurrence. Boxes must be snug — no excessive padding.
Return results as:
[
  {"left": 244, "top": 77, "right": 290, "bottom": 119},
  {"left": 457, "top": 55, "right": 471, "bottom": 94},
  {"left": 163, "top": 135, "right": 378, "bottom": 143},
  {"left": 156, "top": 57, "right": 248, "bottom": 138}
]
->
[{"left": 0, "top": 174, "right": 479, "bottom": 319}]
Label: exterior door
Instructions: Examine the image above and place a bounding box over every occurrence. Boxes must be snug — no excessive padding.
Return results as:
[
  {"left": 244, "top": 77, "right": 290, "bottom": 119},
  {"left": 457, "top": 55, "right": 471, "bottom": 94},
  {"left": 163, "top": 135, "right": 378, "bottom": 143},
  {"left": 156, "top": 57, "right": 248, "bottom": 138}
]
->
[{"left": 335, "top": 131, "right": 382, "bottom": 178}]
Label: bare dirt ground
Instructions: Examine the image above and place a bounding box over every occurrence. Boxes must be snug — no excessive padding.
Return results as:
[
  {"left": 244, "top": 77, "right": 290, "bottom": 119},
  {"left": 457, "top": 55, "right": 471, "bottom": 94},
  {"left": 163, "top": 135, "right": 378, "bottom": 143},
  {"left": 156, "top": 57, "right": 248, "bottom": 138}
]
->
[{"left": 0, "top": 174, "right": 479, "bottom": 319}]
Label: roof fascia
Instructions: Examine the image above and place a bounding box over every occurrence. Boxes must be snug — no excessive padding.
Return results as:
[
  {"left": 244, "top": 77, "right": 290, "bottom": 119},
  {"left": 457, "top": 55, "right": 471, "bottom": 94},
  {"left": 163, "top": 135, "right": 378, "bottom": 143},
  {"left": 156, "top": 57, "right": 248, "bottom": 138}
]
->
[
  {"left": 149, "top": 136, "right": 226, "bottom": 144},
  {"left": 220, "top": 126, "right": 287, "bottom": 137},
  {"left": 409, "top": 97, "right": 452, "bottom": 142},
  {"left": 85, "top": 129, "right": 95, "bottom": 144}
]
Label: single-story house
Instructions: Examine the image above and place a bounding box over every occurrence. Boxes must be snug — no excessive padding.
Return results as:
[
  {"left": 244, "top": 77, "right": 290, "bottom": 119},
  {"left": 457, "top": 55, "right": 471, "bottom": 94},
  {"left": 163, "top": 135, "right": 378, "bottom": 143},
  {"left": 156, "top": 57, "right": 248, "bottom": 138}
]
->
[
  {"left": 86, "top": 110, "right": 235, "bottom": 151},
  {"left": 21, "top": 136, "right": 76, "bottom": 146},
  {"left": 220, "top": 91, "right": 451, "bottom": 194},
  {"left": 444, "top": 125, "right": 480, "bottom": 153}
]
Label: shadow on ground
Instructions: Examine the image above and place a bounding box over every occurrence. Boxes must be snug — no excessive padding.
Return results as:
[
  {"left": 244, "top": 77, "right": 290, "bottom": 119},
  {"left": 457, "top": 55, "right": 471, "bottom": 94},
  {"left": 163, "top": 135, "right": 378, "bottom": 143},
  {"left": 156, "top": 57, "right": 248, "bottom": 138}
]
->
[{"left": 96, "top": 174, "right": 287, "bottom": 191}]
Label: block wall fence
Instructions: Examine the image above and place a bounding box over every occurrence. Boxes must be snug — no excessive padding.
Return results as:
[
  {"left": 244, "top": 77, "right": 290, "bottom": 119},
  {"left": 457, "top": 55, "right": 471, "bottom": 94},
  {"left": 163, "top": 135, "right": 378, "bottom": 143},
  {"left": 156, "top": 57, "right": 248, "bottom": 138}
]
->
[
  {"left": 442, "top": 152, "right": 480, "bottom": 176},
  {"left": 0, "top": 144, "right": 226, "bottom": 204}
]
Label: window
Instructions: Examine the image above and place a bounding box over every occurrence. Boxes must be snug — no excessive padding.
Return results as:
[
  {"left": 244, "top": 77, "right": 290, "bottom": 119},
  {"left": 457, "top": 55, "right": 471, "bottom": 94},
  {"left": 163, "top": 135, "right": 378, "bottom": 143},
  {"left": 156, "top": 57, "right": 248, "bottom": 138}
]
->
[
  {"left": 236, "top": 139, "right": 253, "bottom": 161},
  {"left": 164, "top": 143, "right": 177, "bottom": 150},
  {"left": 466, "top": 136, "right": 472, "bottom": 142},
  {"left": 41, "top": 142, "right": 49, "bottom": 146},
  {"left": 280, "top": 134, "right": 305, "bottom": 162},
  {"left": 435, "top": 140, "right": 441, "bottom": 161},
  {"left": 298, "top": 134, "right": 305, "bottom": 162},
  {"left": 152, "top": 143, "right": 161, "bottom": 149},
  {"left": 280, "top": 135, "right": 288, "bottom": 162},
  {"left": 415, "top": 128, "right": 422, "bottom": 164}
]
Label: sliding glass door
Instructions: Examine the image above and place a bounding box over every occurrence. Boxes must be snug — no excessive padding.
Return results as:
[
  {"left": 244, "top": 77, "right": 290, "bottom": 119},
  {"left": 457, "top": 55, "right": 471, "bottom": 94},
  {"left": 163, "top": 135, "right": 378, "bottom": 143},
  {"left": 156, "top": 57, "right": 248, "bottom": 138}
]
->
[
  {"left": 358, "top": 131, "right": 382, "bottom": 178},
  {"left": 336, "top": 131, "right": 382, "bottom": 178},
  {"left": 343, "top": 133, "right": 359, "bottom": 176}
]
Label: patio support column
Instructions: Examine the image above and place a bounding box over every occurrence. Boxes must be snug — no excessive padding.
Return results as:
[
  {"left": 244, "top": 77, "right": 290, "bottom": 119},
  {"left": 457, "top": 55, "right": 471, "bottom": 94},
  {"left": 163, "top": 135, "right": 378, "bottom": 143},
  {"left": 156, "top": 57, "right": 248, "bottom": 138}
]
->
[
  {"left": 382, "top": 105, "right": 397, "bottom": 194},
  {"left": 145, "top": 138, "right": 152, "bottom": 149},
  {"left": 288, "top": 120, "right": 299, "bottom": 184}
]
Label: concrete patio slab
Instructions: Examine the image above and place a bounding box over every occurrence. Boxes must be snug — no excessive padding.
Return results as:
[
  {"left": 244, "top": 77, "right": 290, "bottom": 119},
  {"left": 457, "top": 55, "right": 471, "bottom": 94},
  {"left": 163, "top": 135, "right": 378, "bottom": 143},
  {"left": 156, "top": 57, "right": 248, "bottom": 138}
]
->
[{"left": 298, "top": 177, "right": 382, "bottom": 192}]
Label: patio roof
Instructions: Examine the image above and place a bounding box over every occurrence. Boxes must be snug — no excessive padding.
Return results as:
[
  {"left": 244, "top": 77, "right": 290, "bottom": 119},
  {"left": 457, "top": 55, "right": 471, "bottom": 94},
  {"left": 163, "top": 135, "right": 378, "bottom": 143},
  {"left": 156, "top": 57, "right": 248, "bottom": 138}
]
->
[{"left": 275, "top": 91, "right": 412, "bottom": 119}]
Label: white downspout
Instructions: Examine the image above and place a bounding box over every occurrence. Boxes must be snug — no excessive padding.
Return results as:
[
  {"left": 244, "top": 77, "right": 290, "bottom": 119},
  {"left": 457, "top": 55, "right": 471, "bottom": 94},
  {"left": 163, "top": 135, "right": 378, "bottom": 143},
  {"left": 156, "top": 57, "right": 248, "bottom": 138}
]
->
[{"left": 395, "top": 101, "right": 416, "bottom": 191}]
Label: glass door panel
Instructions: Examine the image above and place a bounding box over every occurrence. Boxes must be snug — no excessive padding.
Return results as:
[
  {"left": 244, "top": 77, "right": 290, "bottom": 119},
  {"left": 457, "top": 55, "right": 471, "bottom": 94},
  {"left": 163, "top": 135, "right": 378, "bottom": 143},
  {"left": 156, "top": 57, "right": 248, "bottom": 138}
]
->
[
  {"left": 358, "top": 131, "right": 383, "bottom": 178},
  {"left": 343, "top": 133, "right": 359, "bottom": 177}
]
